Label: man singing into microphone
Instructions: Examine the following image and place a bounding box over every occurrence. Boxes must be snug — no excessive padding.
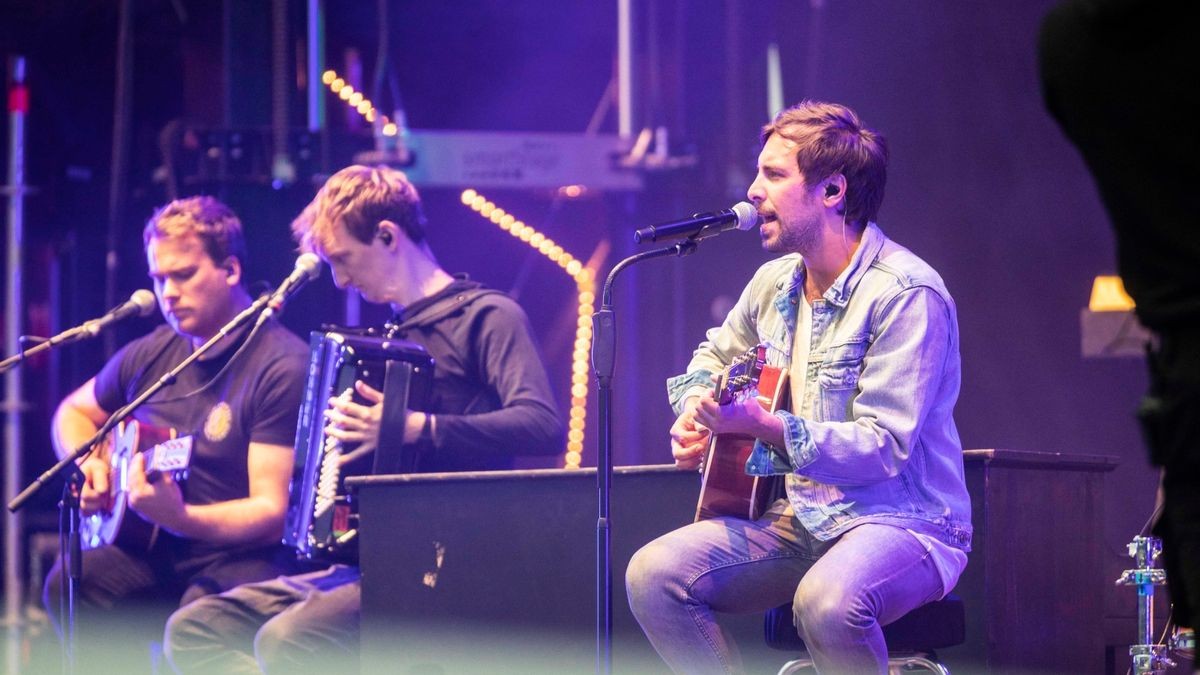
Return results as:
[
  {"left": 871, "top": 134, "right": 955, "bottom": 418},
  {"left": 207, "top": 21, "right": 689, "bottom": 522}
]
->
[
  {"left": 44, "top": 196, "right": 310, "bottom": 664},
  {"left": 163, "top": 165, "right": 564, "bottom": 673},
  {"left": 625, "top": 101, "right": 972, "bottom": 674}
]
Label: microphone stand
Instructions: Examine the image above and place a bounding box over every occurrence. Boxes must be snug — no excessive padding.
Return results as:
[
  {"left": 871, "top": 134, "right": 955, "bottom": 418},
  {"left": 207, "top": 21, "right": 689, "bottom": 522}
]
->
[
  {"left": 0, "top": 325, "right": 103, "bottom": 375},
  {"left": 6, "top": 292, "right": 273, "bottom": 673},
  {"left": 591, "top": 238, "right": 698, "bottom": 675}
]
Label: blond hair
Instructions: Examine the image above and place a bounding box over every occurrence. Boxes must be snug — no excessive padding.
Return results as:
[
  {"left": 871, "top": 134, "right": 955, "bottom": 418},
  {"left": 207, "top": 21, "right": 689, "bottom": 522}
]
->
[
  {"left": 143, "top": 196, "right": 247, "bottom": 266},
  {"left": 291, "top": 165, "right": 426, "bottom": 252}
]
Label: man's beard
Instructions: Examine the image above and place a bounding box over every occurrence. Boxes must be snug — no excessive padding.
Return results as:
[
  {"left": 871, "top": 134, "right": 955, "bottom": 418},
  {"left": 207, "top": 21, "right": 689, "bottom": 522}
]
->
[{"left": 764, "top": 212, "right": 820, "bottom": 254}]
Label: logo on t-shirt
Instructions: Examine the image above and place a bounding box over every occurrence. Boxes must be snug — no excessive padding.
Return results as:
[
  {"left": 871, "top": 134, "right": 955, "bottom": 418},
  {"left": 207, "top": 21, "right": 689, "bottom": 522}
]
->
[{"left": 204, "top": 402, "right": 233, "bottom": 442}]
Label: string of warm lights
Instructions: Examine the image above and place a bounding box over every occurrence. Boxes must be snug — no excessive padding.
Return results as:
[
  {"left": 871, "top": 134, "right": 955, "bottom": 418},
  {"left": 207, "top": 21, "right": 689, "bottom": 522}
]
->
[
  {"left": 460, "top": 189, "right": 596, "bottom": 469},
  {"left": 320, "top": 69, "right": 399, "bottom": 137}
]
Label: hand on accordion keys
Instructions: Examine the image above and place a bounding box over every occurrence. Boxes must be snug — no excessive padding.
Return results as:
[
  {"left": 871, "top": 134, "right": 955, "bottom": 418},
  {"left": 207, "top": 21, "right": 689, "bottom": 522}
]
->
[
  {"left": 324, "top": 379, "right": 431, "bottom": 467},
  {"left": 324, "top": 381, "right": 384, "bottom": 465}
]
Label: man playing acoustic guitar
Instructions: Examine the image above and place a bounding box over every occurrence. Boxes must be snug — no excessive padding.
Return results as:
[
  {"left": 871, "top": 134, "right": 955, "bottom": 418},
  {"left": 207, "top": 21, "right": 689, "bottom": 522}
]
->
[
  {"left": 626, "top": 101, "right": 973, "bottom": 674},
  {"left": 44, "top": 197, "right": 310, "bottom": 665}
]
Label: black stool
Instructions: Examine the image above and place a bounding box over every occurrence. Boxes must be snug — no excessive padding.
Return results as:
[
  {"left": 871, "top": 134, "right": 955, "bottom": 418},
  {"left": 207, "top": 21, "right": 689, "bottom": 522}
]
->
[{"left": 764, "top": 594, "right": 965, "bottom": 675}]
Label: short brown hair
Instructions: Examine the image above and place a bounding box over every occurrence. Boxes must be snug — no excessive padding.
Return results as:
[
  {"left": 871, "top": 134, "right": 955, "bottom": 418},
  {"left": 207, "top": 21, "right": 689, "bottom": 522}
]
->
[
  {"left": 761, "top": 101, "right": 888, "bottom": 226},
  {"left": 143, "top": 196, "right": 248, "bottom": 266},
  {"left": 291, "top": 164, "right": 426, "bottom": 253}
]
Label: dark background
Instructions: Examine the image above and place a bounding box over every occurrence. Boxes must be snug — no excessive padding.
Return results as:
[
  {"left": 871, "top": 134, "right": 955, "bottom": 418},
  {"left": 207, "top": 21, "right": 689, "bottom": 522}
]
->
[{"left": 1, "top": 0, "right": 1158, "bottom": 667}]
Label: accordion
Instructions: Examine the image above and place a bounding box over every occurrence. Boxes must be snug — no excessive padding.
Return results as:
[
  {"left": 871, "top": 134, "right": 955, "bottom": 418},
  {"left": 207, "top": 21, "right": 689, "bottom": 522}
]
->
[{"left": 283, "top": 330, "right": 433, "bottom": 562}]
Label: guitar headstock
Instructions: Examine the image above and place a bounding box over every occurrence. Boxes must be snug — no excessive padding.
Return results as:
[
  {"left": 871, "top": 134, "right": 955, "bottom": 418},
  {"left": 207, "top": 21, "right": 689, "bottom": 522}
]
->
[{"left": 715, "top": 345, "right": 769, "bottom": 405}]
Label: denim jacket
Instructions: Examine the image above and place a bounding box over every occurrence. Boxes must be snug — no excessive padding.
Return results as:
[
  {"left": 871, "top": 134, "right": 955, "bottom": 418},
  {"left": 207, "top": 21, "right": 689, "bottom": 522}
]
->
[{"left": 668, "top": 223, "right": 973, "bottom": 550}]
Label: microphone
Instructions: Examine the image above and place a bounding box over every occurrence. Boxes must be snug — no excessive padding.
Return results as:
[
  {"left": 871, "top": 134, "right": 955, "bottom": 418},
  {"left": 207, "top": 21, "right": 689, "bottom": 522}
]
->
[
  {"left": 80, "top": 290, "right": 157, "bottom": 337},
  {"left": 633, "top": 202, "right": 760, "bottom": 244},
  {"left": 265, "top": 253, "right": 322, "bottom": 313}
]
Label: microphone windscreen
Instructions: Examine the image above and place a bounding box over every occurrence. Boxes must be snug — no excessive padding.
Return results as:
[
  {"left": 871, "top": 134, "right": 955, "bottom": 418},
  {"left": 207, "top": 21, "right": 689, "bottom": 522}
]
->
[
  {"left": 731, "top": 202, "right": 760, "bottom": 231},
  {"left": 295, "top": 252, "right": 322, "bottom": 280},
  {"left": 130, "top": 289, "right": 157, "bottom": 316}
]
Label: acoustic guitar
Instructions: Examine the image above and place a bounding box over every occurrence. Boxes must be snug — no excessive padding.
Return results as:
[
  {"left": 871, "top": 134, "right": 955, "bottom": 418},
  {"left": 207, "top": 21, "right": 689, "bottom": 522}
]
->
[
  {"left": 79, "top": 420, "right": 192, "bottom": 551},
  {"left": 694, "top": 344, "right": 789, "bottom": 522}
]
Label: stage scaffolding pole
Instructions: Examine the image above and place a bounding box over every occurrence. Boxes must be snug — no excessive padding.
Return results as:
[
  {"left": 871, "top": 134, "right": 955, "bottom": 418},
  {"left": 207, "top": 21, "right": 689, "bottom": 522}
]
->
[
  {"left": 617, "top": 0, "right": 633, "bottom": 139},
  {"left": 307, "top": 0, "right": 325, "bottom": 134},
  {"left": 4, "top": 54, "right": 29, "bottom": 675}
]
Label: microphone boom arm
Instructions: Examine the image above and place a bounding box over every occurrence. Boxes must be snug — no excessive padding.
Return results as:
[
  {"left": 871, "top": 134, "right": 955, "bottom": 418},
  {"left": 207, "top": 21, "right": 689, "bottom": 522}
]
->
[{"left": 0, "top": 291, "right": 156, "bottom": 374}]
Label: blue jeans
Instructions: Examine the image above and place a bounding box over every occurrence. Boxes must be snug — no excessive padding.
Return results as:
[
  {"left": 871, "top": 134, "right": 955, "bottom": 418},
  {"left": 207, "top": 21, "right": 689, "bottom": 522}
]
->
[
  {"left": 163, "top": 564, "right": 360, "bottom": 675},
  {"left": 625, "top": 499, "right": 944, "bottom": 674}
]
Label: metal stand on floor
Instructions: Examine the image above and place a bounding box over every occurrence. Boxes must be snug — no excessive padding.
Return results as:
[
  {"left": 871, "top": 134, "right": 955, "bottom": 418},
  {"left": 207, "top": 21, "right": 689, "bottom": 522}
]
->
[{"left": 1116, "top": 536, "right": 1175, "bottom": 674}]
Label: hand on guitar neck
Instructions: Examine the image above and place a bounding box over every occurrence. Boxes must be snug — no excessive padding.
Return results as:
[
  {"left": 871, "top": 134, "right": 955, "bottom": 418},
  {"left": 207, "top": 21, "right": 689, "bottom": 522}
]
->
[{"left": 125, "top": 451, "right": 187, "bottom": 531}]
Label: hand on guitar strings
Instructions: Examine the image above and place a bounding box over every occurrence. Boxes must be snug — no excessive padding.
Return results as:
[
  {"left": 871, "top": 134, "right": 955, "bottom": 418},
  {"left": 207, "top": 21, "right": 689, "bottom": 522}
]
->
[
  {"left": 671, "top": 396, "right": 712, "bottom": 471},
  {"left": 77, "top": 454, "right": 114, "bottom": 516},
  {"left": 127, "top": 451, "right": 186, "bottom": 532},
  {"left": 692, "top": 389, "right": 786, "bottom": 449},
  {"left": 325, "top": 380, "right": 384, "bottom": 465}
]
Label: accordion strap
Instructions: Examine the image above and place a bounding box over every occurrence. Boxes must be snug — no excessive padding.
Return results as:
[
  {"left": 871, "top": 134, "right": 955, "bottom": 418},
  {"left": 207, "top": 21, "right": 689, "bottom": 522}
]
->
[{"left": 386, "top": 284, "right": 504, "bottom": 337}]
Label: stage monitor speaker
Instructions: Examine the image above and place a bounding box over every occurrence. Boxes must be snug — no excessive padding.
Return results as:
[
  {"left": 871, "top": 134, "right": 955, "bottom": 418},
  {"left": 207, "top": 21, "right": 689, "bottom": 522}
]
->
[{"left": 349, "top": 465, "right": 704, "bottom": 673}]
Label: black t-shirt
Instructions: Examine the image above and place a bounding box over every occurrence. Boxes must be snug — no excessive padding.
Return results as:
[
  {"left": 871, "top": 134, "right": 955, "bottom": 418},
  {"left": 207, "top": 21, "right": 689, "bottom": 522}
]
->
[
  {"left": 386, "top": 277, "right": 564, "bottom": 471},
  {"left": 93, "top": 319, "right": 309, "bottom": 560}
]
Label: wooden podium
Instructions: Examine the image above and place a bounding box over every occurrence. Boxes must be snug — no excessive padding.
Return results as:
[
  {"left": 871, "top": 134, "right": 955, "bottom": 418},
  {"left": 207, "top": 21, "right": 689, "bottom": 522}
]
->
[{"left": 349, "top": 450, "right": 1116, "bottom": 674}]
